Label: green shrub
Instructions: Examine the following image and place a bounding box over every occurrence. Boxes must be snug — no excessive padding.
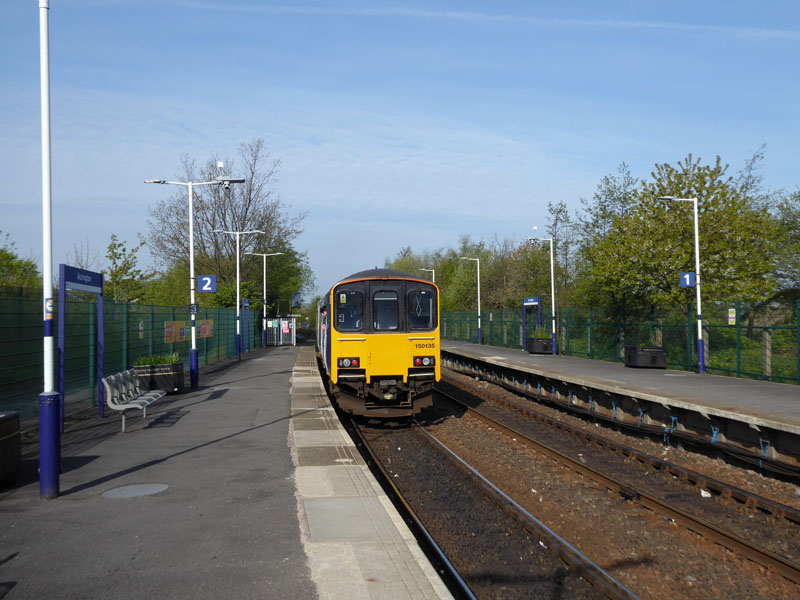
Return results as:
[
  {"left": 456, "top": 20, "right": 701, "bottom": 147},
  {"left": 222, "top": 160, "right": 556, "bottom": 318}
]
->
[{"left": 133, "top": 352, "right": 180, "bottom": 366}]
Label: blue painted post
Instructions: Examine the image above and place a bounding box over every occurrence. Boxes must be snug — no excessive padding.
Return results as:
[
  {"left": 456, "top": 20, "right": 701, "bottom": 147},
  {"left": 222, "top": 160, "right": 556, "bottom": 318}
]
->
[
  {"left": 97, "top": 292, "right": 104, "bottom": 418},
  {"left": 57, "top": 264, "right": 65, "bottom": 431},
  {"left": 38, "top": 392, "right": 60, "bottom": 499}
]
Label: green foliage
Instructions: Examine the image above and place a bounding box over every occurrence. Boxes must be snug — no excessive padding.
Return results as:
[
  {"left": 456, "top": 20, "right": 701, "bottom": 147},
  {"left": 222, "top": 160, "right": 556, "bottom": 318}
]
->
[
  {"left": 0, "top": 231, "right": 39, "bottom": 288},
  {"left": 134, "top": 352, "right": 180, "bottom": 366},
  {"left": 103, "top": 234, "right": 152, "bottom": 303},
  {"left": 584, "top": 154, "right": 780, "bottom": 312}
]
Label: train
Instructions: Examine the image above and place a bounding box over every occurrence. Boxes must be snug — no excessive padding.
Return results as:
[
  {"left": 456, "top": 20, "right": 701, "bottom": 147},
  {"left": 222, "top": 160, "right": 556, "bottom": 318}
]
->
[{"left": 316, "top": 268, "right": 441, "bottom": 418}]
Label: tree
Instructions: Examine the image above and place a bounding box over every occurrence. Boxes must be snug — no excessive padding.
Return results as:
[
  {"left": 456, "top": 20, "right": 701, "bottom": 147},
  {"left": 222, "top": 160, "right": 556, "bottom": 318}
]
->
[
  {"left": 584, "top": 154, "right": 780, "bottom": 313},
  {"left": 147, "top": 139, "right": 311, "bottom": 297},
  {"left": 67, "top": 237, "right": 100, "bottom": 271},
  {"left": 0, "top": 231, "right": 39, "bottom": 288},
  {"left": 103, "top": 235, "right": 151, "bottom": 303},
  {"left": 772, "top": 190, "right": 800, "bottom": 293}
]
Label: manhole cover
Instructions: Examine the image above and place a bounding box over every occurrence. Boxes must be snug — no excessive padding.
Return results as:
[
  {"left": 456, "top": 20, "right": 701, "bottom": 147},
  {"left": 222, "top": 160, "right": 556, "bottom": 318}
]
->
[{"left": 102, "top": 483, "right": 169, "bottom": 499}]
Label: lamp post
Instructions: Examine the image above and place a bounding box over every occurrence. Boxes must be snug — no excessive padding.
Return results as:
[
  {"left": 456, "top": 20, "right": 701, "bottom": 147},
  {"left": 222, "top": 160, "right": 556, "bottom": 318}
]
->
[
  {"left": 213, "top": 229, "right": 263, "bottom": 359},
  {"left": 660, "top": 196, "right": 705, "bottom": 374},
  {"left": 145, "top": 175, "right": 245, "bottom": 388},
  {"left": 245, "top": 252, "right": 284, "bottom": 347},
  {"left": 460, "top": 257, "right": 481, "bottom": 344},
  {"left": 38, "top": 0, "right": 59, "bottom": 499},
  {"left": 419, "top": 268, "right": 435, "bottom": 283},
  {"left": 530, "top": 227, "right": 557, "bottom": 355}
]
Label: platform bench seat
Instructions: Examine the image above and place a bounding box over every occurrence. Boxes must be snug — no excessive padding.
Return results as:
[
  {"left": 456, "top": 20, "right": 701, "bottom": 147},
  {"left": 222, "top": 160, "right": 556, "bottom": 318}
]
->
[{"left": 101, "top": 370, "right": 166, "bottom": 433}]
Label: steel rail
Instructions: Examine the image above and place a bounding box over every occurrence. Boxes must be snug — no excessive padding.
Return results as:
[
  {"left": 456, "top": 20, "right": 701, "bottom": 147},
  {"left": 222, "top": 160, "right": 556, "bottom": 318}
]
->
[
  {"left": 412, "top": 420, "right": 641, "bottom": 600},
  {"left": 443, "top": 373, "right": 800, "bottom": 526},
  {"left": 436, "top": 384, "right": 800, "bottom": 586},
  {"left": 349, "top": 420, "right": 477, "bottom": 600},
  {"left": 442, "top": 352, "right": 800, "bottom": 479}
]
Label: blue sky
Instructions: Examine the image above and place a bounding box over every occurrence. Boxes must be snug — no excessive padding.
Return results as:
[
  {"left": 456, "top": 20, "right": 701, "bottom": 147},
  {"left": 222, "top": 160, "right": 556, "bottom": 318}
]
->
[{"left": 2, "top": 1, "right": 798, "bottom": 297}]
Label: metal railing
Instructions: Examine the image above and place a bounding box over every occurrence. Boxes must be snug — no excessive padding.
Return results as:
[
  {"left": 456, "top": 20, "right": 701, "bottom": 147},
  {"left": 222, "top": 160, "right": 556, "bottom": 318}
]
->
[
  {"left": 442, "top": 300, "right": 799, "bottom": 385},
  {"left": 0, "top": 293, "right": 261, "bottom": 423}
]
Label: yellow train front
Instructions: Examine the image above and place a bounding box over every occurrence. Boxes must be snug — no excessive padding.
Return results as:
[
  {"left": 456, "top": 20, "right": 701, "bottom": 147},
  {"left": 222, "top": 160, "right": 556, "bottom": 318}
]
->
[{"left": 316, "top": 269, "right": 440, "bottom": 418}]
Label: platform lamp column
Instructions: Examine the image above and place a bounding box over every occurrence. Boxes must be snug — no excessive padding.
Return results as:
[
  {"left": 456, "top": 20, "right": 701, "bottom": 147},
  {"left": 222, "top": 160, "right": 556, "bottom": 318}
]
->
[
  {"left": 245, "top": 252, "right": 284, "bottom": 347},
  {"left": 530, "top": 227, "right": 557, "bottom": 355},
  {"left": 38, "top": 0, "right": 59, "bottom": 499},
  {"left": 660, "top": 196, "right": 705, "bottom": 374},
  {"left": 213, "top": 229, "right": 263, "bottom": 359},
  {"left": 460, "top": 257, "right": 481, "bottom": 344},
  {"left": 419, "top": 268, "right": 435, "bottom": 283},
  {"left": 146, "top": 175, "right": 245, "bottom": 388}
]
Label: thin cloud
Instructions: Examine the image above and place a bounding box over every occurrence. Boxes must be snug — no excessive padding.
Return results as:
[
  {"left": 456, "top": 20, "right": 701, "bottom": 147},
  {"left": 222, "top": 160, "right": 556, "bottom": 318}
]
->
[{"left": 149, "top": 2, "right": 800, "bottom": 42}]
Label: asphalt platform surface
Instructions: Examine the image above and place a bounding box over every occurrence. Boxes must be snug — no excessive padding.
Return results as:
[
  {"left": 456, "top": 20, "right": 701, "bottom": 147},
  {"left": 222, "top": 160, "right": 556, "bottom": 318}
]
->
[{"left": 1, "top": 345, "right": 316, "bottom": 599}]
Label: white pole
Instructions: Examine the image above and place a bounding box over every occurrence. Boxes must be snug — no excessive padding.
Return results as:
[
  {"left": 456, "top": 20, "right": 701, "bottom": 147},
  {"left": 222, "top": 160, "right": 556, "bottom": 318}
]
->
[
  {"left": 262, "top": 254, "right": 267, "bottom": 346},
  {"left": 549, "top": 237, "right": 557, "bottom": 355},
  {"left": 476, "top": 258, "right": 481, "bottom": 344},
  {"left": 692, "top": 198, "right": 705, "bottom": 373},
  {"left": 235, "top": 232, "right": 241, "bottom": 356},
  {"left": 40, "top": 0, "right": 54, "bottom": 393}
]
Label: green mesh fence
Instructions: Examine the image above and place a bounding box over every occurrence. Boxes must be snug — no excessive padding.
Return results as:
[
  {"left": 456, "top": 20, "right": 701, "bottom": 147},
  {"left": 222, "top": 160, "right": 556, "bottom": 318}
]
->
[
  {"left": 0, "top": 293, "right": 258, "bottom": 423},
  {"left": 443, "top": 300, "right": 799, "bottom": 385}
]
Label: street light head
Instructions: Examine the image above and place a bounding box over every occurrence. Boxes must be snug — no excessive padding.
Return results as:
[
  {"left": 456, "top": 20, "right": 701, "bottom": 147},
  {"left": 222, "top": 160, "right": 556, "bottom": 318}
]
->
[
  {"left": 217, "top": 176, "right": 245, "bottom": 184},
  {"left": 658, "top": 195, "right": 676, "bottom": 201},
  {"left": 144, "top": 179, "right": 165, "bottom": 184}
]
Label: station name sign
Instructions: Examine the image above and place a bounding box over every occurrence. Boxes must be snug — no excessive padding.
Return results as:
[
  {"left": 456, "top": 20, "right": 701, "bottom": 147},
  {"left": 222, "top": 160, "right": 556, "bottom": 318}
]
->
[{"left": 63, "top": 265, "right": 103, "bottom": 294}]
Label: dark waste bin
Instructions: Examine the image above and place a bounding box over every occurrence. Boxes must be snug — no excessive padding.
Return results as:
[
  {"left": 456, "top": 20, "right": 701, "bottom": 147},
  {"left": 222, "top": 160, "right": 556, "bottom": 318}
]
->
[
  {"left": 526, "top": 338, "right": 553, "bottom": 354},
  {"left": 0, "top": 412, "right": 21, "bottom": 482},
  {"left": 624, "top": 346, "right": 666, "bottom": 368}
]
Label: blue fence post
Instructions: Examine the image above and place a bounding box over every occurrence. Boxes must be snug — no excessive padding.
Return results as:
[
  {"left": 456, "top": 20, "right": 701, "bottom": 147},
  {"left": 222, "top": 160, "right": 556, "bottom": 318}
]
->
[
  {"left": 122, "top": 303, "right": 128, "bottom": 369},
  {"left": 89, "top": 309, "right": 95, "bottom": 407}
]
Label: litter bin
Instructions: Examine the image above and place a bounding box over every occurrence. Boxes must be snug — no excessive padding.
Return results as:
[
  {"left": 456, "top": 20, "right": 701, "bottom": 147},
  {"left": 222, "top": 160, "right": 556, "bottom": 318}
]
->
[
  {"left": 624, "top": 346, "right": 666, "bottom": 368},
  {"left": 526, "top": 338, "right": 553, "bottom": 354},
  {"left": 0, "top": 412, "right": 21, "bottom": 482}
]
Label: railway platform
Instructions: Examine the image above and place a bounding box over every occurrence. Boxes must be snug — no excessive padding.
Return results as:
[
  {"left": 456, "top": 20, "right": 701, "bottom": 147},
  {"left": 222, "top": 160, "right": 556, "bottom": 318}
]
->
[
  {"left": 0, "top": 345, "right": 451, "bottom": 600},
  {"left": 443, "top": 340, "right": 800, "bottom": 469}
]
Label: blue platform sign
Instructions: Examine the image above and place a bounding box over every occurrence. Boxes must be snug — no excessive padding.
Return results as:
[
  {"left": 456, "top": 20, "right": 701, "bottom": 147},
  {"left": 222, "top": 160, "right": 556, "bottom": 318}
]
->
[
  {"left": 523, "top": 296, "right": 540, "bottom": 306},
  {"left": 198, "top": 275, "right": 216, "bottom": 293},
  {"left": 679, "top": 272, "right": 696, "bottom": 288},
  {"left": 63, "top": 265, "right": 103, "bottom": 294}
]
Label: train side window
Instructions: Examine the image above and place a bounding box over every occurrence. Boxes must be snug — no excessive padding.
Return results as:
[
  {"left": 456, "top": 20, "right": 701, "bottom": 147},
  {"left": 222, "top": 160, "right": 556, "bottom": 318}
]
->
[
  {"left": 373, "top": 291, "right": 399, "bottom": 331},
  {"left": 408, "top": 287, "right": 437, "bottom": 330},
  {"left": 335, "top": 289, "right": 364, "bottom": 331}
]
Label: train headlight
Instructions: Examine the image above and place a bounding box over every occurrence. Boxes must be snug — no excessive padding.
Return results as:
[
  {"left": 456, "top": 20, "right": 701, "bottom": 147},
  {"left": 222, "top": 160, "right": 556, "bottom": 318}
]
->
[
  {"left": 338, "top": 357, "right": 360, "bottom": 368},
  {"left": 413, "top": 356, "right": 435, "bottom": 367}
]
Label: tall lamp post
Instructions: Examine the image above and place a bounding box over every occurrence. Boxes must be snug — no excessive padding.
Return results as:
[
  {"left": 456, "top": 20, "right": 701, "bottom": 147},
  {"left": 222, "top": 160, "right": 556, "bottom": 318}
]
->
[
  {"left": 38, "top": 0, "right": 59, "bottom": 499},
  {"left": 145, "top": 175, "right": 245, "bottom": 389},
  {"left": 213, "top": 229, "right": 263, "bottom": 359},
  {"left": 460, "top": 257, "right": 481, "bottom": 344},
  {"left": 660, "top": 196, "right": 705, "bottom": 374},
  {"left": 419, "top": 268, "right": 435, "bottom": 283},
  {"left": 530, "top": 227, "right": 557, "bottom": 355},
  {"left": 245, "top": 252, "right": 284, "bottom": 347}
]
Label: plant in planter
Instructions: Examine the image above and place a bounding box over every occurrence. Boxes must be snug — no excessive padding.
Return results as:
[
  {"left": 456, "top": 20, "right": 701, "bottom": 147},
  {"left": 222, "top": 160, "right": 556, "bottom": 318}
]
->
[{"left": 133, "top": 352, "right": 185, "bottom": 393}]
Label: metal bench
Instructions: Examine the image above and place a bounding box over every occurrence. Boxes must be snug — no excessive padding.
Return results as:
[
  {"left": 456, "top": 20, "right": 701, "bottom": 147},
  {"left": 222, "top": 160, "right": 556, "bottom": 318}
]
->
[{"left": 101, "top": 370, "right": 166, "bottom": 433}]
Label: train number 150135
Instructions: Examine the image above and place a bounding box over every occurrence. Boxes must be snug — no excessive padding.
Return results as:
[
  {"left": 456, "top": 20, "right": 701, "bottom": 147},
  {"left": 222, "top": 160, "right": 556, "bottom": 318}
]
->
[{"left": 414, "top": 343, "right": 436, "bottom": 349}]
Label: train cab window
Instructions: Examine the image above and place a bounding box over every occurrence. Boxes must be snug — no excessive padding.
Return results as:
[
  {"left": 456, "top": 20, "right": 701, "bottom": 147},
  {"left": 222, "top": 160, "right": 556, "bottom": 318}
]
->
[
  {"left": 373, "top": 291, "right": 399, "bottom": 331},
  {"left": 334, "top": 289, "right": 364, "bottom": 331},
  {"left": 408, "top": 287, "right": 437, "bottom": 330}
]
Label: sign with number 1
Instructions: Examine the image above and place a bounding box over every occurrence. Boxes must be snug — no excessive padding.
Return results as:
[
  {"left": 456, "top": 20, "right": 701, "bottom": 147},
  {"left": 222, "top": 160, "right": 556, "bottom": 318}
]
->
[{"left": 679, "top": 272, "right": 696, "bottom": 288}]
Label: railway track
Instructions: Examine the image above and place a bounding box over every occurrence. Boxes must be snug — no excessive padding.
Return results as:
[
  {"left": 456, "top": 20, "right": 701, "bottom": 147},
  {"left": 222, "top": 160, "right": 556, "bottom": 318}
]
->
[
  {"left": 351, "top": 416, "right": 638, "bottom": 599},
  {"left": 439, "top": 372, "right": 800, "bottom": 586}
]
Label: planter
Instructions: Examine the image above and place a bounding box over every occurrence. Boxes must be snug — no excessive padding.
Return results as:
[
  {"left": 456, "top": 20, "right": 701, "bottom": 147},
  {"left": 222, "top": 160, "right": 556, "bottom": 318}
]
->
[
  {"left": 526, "top": 337, "right": 553, "bottom": 354},
  {"left": 624, "top": 346, "right": 667, "bottom": 369},
  {"left": 0, "top": 412, "right": 21, "bottom": 483},
  {"left": 135, "top": 362, "right": 185, "bottom": 393}
]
